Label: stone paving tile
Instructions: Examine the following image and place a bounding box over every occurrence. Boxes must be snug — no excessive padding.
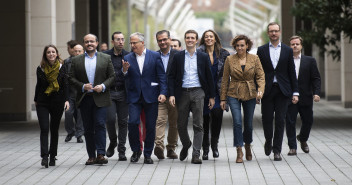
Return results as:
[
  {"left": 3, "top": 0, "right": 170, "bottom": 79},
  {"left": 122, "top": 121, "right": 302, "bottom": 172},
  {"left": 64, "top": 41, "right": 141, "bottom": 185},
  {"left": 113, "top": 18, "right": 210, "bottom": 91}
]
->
[{"left": 0, "top": 100, "right": 352, "bottom": 185}]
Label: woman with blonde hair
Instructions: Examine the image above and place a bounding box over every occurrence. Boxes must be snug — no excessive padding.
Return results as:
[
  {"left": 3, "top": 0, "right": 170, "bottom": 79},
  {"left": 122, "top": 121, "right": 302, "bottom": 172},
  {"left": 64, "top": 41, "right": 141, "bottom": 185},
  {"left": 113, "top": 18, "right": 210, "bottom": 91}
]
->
[
  {"left": 34, "top": 44, "right": 69, "bottom": 168},
  {"left": 220, "top": 35, "right": 265, "bottom": 163}
]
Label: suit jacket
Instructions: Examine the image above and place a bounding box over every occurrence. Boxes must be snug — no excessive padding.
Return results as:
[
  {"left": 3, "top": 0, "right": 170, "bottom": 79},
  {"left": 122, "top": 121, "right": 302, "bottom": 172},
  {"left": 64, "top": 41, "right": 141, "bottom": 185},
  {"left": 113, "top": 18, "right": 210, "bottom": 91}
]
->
[
  {"left": 123, "top": 49, "right": 167, "bottom": 104},
  {"left": 257, "top": 43, "right": 298, "bottom": 98},
  {"left": 220, "top": 53, "right": 265, "bottom": 101},
  {"left": 168, "top": 50, "right": 216, "bottom": 102},
  {"left": 296, "top": 55, "right": 321, "bottom": 106},
  {"left": 69, "top": 52, "right": 115, "bottom": 107},
  {"left": 157, "top": 48, "right": 178, "bottom": 76}
]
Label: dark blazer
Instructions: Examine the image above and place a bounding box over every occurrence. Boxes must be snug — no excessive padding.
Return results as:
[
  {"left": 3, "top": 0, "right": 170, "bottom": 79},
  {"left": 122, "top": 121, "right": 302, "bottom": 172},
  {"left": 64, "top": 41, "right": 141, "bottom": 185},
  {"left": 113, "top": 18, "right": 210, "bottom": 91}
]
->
[
  {"left": 157, "top": 48, "right": 178, "bottom": 76},
  {"left": 123, "top": 49, "right": 167, "bottom": 104},
  {"left": 103, "top": 48, "right": 130, "bottom": 88},
  {"left": 257, "top": 43, "right": 298, "bottom": 98},
  {"left": 34, "top": 64, "right": 69, "bottom": 105},
  {"left": 168, "top": 50, "right": 216, "bottom": 102},
  {"left": 69, "top": 52, "right": 115, "bottom": 107},
  {"left": 296, "top": 55, "right": 321, "bottom": 106}
]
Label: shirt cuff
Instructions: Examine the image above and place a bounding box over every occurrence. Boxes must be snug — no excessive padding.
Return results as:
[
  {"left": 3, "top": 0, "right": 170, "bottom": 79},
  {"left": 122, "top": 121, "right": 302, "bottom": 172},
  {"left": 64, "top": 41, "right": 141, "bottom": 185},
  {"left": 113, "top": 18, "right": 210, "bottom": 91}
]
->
[
  {"left": 293, "top": 92, "right": 299, "bottom": 96},
  {"left": 82, "top": 84, "right": 85, "bottom": 92},
  {"left": 122, "top": 68, "right": 128, "bottom": 75},
  {"left": 101, "top": 84, "right": 106, "bottom": 92}
]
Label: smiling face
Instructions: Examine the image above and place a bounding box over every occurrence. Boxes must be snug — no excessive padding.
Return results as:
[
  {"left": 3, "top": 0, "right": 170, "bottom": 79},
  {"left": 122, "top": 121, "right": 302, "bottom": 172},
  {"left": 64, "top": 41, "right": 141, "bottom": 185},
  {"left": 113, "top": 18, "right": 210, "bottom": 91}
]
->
[
  {"left": 46, "top": 47, "right": 57, "bottom": 64},
  {"left": 185, "top": 33, "right": 198, "bottom": 49},
  {"left": 130, "top": 35, "right": 145, "bottom": 55},
  {"left": 235, "top": 39, "right": 248, "bottom": 56},
  {"left": 156, "top": 32, "right": 171, "bottom": 52},
  {"left": 204, "top": 31, "right": 216, "bottom": 47},
  {"left": 83, "top": 34, "right": 98, "bottom": 54},
  {"left": 267, "top": 24, "right": 281, "bottom": 43}
]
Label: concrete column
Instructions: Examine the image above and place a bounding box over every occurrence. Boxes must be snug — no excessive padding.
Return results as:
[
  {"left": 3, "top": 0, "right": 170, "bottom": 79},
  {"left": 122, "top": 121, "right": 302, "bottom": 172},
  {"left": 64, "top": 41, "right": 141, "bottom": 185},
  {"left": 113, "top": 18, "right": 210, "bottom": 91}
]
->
[
  {"left": 341, "top": 32, "right": 352, "bottom": 107},
  {"left": 324, "top": 30, "right": 341, "bottom": 101},
  {"left": 56, "top": 0, "right": 75, "bottom": 59},
  {"left": 75, "top": 0, "right": 89, "bottom": 43},
  {"left": 280, "top": 0, "right": 295, "bottom": 45},
  {"left": 0, "top": 0, "right": 28, "bottom": 120}
]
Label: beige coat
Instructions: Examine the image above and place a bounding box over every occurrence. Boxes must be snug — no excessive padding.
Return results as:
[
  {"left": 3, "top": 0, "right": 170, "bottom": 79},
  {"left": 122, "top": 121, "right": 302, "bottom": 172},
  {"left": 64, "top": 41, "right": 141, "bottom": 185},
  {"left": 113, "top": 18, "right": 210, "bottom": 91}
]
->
[{"left": 220, "top": 53, "right": 265, "bottom": 101}]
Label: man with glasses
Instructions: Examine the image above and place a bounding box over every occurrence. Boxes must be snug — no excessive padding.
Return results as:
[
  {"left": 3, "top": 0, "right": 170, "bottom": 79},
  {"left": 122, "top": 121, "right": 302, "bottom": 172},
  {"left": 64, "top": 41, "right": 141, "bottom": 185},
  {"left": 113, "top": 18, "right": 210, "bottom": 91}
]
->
[
  {"left": 103, "top": 32, "right": 130, "bottom": 161},
  {"left": 256, "top": 22, "right": 299, "bottom": 161},
  {"left": 153, "top": 30, "right": 179, "bottom": 160},
  {"left": 70, "top": 34, "right": 115, "bottom": 165},
  {"left": 122, "top": 32, "right": 167, "bottom": 164}
]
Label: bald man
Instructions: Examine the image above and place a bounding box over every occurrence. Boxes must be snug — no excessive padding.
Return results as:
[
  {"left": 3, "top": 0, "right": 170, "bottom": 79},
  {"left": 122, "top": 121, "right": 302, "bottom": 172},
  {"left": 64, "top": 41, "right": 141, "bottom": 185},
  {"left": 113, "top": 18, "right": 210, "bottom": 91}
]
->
[{"left": 73, "top": 44, "right": 84, "bottom": 56}]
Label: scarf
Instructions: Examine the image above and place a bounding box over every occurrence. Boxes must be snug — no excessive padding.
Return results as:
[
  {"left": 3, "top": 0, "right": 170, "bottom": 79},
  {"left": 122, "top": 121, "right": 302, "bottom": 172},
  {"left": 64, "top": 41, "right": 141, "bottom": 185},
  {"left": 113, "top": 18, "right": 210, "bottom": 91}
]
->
[{"left": 44, "top": 60, "right": 60, "bottom": 95}]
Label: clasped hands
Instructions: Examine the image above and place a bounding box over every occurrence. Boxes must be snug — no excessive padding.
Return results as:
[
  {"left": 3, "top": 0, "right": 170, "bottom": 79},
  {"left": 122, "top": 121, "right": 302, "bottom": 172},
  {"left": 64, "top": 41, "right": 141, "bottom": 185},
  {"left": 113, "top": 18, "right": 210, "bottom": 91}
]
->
[{"left": 84, "top": 83, "right": 103, "bottom": 93}]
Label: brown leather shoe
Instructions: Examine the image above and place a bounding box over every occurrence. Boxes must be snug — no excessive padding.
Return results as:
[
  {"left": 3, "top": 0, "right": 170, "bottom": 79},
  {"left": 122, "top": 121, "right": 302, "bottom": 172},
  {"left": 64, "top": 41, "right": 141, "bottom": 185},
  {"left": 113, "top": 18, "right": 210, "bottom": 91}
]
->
[
  {"left": 154, "top": 146, "right": 165, "bottom": 159},
  {"left": 244, "top": 144, "right": 252, "bottom": 161},
  {"left": 95, "top": 154, "right": 108, "bottom": 164},
  {"left": 85, "top": 158, "right": 96, "bottom": 165},
  {"left": 297, "top": 135, "right": 309, "bottom": 153},
  {"left": 191, "top": 155, "right": 202, "bottom": 164},
  {"left": 167, "top": 150, "right": 178, "bottom": 159},
  {"left": 288, "top": 149, "right": 297, "bottom": 156},
  {"left": 236, "top": 147, "right": 243, "bottom": 163}
]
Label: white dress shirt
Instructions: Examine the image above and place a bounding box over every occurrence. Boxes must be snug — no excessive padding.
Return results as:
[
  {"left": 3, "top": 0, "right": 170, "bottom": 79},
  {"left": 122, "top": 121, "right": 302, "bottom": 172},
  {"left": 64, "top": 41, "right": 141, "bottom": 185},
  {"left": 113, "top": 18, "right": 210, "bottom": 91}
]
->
[
  {"left": 269, "top": 41, "right": 281, "bottom": 83},
  {"left": 136, "top": 48, "right": 147, "bottom": 74},
  {"left": 293, "top": 53, "right": 301, "bottom": 79}
]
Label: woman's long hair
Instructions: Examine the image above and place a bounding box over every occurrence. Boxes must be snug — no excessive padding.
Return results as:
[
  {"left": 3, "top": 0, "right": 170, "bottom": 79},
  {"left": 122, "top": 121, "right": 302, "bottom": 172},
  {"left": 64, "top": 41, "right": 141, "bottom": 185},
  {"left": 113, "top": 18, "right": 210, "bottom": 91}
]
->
[
  {"left": 40, "top": 44, "right": 63, "bottom": 68},
  {"left": 199, "top": 29, "right": 222, "bottom": 58}
]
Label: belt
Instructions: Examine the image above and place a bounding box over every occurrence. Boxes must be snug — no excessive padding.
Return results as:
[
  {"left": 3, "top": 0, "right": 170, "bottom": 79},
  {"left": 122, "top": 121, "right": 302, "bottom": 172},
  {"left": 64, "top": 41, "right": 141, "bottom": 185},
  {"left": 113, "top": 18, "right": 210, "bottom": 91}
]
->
[
  {"left": 110, "top": 86, "right": 125, "bottom": 91},
  {"left": 86, "top": 92, "right": 94, "bottom": 96},
  {"left": 273, "top": 82, "right": 279, "bottom": 86},
  {"left": 182, "top": 87, "right": 201, "bottom": 92}
]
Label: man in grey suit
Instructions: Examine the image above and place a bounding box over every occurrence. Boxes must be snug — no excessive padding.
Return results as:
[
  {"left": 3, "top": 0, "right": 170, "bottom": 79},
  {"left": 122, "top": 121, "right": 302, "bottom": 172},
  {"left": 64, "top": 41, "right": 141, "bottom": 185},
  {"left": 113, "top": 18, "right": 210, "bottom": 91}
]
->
[{"left": 70, "top": 34, "right": 115, "bottom": 165}]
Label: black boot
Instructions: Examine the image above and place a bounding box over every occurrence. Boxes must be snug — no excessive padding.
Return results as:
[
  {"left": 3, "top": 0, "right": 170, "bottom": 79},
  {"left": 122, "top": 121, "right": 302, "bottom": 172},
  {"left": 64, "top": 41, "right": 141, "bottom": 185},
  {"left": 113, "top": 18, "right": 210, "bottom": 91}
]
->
[
  {"left": 211, "top": 139, "right": 219, "bottom": 158},
  {"left": 202, "top": 149, "right": 209, "bottom": 160},
  {"left": 49, "top": 156, "right": 56, "bottom": 166},
  {"left": 41, "top": 157, "right": 48, "bottom": 168}
]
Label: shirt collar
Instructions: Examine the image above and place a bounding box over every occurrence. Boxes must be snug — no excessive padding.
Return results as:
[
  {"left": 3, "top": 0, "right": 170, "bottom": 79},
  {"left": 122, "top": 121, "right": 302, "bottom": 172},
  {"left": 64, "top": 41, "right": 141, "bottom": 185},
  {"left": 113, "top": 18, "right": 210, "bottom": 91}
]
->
[
  {"left": 136, "top": 48, "right": 146, "bottom": 56},
  {"left": 85, "top": 50, "right": 98, "bottom": 58},
  {"left": 294, "top": 53, "right": 301, "bottom": 59},
  {"left": 269, "top": 41, "right": 281, "bottom": 48},
  {"left": 185, "top": 49, "right": 197, "bottom": 55},
  {"left": 160, "top": 48, "right": 171, "bottom": 56}
]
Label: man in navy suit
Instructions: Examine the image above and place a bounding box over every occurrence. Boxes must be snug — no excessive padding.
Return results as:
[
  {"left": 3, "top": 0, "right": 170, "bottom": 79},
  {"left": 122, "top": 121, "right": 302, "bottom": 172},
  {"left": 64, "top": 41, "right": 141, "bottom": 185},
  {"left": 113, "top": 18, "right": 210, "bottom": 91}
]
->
[
  {"left": 168, "top": 30, "right": 215, "bottom": 164},
  {"left": 286, "top": 36, "right": 321, "bottom": 156},
  {"left": 257, "top": 22, "right": 299, "bottom": 161},
  {"left": 122, "top": 32, "right": 167, "bottom": 164}
]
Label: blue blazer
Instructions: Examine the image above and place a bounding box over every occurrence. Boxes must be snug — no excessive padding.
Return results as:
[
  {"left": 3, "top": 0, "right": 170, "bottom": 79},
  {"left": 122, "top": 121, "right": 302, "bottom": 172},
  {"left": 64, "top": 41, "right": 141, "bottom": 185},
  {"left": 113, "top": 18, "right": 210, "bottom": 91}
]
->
[
  {"left": 168, "top": 50, "right": 216, "bottom": 102},
  {"left": 123, "top": 49, "right": 167, "bottom": 104},
  {"left": 257, "top": 43, "right": 298, "bottom": 98}
]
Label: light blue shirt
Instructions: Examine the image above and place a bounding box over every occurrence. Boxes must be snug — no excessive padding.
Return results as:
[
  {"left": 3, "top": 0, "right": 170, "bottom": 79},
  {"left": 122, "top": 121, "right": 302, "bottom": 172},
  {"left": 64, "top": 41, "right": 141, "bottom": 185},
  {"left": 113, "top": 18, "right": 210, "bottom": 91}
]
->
[
  {"left": 160, "top": 49, "right": 170, "bottom": 72},
  {"left": 182, "top": 50, "right": 201, "bottom": 88},
  {"left": 269, "top": 41, "right": 281, "bottom": 82},
  {"left": 82, "top": 51, "right": 105, "bottom": 92}
]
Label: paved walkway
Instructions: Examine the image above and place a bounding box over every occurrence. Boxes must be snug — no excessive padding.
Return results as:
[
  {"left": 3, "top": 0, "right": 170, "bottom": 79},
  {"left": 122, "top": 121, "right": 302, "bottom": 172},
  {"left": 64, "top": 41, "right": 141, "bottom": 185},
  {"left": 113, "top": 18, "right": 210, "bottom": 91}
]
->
[{"left": 0, "top": 100, "right": 352, "bottom": 185}]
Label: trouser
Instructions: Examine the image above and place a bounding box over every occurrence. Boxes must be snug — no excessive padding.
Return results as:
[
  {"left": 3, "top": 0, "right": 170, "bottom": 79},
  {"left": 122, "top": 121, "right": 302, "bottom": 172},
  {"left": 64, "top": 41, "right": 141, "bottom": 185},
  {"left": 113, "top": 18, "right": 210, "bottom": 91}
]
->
[
  {"left": 64, "top": 98, "right": 84, "bottom": 137},
  {"left": 202, "top": 107, "right": 223, "bottom": 151}
]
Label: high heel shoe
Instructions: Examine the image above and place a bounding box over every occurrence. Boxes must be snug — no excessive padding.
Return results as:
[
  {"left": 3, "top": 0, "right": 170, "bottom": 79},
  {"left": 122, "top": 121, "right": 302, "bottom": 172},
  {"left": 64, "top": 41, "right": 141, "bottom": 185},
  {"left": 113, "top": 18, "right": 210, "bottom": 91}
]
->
[
  {"left": 49, "top": 157, "right": 56, "bottom": 166},
  {"left": 41, "top": 157, "right": 48, "bottom": 168}
]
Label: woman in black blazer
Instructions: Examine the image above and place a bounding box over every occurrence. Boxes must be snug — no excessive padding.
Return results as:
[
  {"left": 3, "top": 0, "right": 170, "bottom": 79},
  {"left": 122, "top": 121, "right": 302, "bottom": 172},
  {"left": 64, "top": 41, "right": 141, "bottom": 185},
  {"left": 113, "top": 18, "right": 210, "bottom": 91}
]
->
[{"left": 34, "top": 44, "right": 69, "bottom": 168}]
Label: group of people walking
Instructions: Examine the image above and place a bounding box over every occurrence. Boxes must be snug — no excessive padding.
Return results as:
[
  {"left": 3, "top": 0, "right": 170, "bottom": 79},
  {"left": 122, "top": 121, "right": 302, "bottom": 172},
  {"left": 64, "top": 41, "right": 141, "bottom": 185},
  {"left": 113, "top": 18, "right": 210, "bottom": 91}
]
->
[{"left": 34, "top": 22, "right": 321, "bottom": 168}]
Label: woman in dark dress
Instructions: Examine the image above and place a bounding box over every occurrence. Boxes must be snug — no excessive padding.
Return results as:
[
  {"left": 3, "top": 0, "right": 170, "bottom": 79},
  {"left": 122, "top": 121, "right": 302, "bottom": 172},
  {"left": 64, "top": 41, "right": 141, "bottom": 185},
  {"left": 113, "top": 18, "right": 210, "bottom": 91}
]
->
[
  {"left": 198, "top": 30, "right": 230, "bottom": 160},
  {"left": 34, "top": 44, "right": 69, "bottom": 168}
]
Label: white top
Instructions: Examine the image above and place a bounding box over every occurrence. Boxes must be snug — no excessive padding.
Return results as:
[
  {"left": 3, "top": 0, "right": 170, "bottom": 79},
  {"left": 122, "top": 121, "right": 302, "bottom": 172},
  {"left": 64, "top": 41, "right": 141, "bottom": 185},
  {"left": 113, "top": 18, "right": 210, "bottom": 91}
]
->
[{"left": 136, "top": 48, "right": 147, "bottom": 74}]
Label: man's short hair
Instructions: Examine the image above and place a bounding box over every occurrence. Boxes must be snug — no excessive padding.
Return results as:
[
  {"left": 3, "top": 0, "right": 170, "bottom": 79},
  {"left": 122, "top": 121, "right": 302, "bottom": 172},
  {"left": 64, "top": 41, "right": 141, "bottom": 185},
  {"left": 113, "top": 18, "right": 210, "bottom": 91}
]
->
[
  {"left": 111, "top": 31, "right": 123, "bottom": 40},
  {"left": 130, "top": 32, "right": 145, "bottom": 42},
  {"left": 67, "top": 40, "right": 78, "bottom": 48},
  {"left": 171, "top": 39, "right": 181, "bottom": 47},
  {"left": 267, "top": 22, "right": 281, "bottom": 32},
  {"left": 156, "top": 30, "right": 170, "bottom": 38},
  {"left": 184, "top": 30, "right": 198, "bottom": 40},
  {"left": 83, "top": 33, "right": 99, "bottom": 42},
  {"left": 289, "top": 35, "right": 303, "bottom": 44}
]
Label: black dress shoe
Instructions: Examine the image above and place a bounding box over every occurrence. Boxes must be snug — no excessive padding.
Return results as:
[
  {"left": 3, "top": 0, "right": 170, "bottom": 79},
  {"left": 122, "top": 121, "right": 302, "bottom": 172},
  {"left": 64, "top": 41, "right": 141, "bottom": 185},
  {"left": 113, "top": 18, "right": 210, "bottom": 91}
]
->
[
  {"left": 297, "top": 135, "right": 309, "bottom": 153},
  {"left": 212, "top": 149, "right": 219, "bottom": 158},
  {"left": 180, "top": 141, "right": 192, "bottom": 161},
  {"left": 264, "top": 140, "right": 272, "bottom": 156},
  {"left": 95, "top": 154, "right": 108, "bottom": 164},
  {"left": 77, "top": 136, "right": 84, "bottom": 143},
  {"left": 287, "top": 149, "right": 297, "bottom": 156},
  {"left": 49, "top": 157, "right": 56, "bottom": 166},
  {"left": 106, "top": 142, "right": 117, "bottom": 157},
  {"left": 274, "top": 153, "right": 282, "bottom": 161},
  {"left": 65, "top": 134, "right": 74, "bottom": 142},
  {"left": 118, "top": 153, "right": 127, "bottom": 161},
  {"left": 191, "top": 155, "right": 202, "bottom": 164},
  {"left": 41, "top": 157, "right": 48, "bottom": 168},
  {"left": 202, "top": 150, "right": 209, "bottom": 160},
  {"left": 144, "top": 156, "right": 154, "bottom": 164},
  {"left": 130, "top": 150, "right": 142, "bottom": 163}
]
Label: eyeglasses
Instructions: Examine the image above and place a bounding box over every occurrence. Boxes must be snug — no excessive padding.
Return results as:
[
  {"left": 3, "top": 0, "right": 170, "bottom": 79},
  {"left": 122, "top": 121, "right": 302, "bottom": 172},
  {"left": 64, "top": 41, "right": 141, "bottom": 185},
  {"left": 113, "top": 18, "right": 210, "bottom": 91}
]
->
[
  {"left": 268, "top": 30, "right": 280, "bottom": 33},
  {"left": 84, "top": 40, "right": 96, "bottom": 44},
  {"left": 114, "top": 38, "right": 125, "bottom": 42},
  {"left": 129, "top": 41, "right": 142, "bottom": 45},
  {"left": 157, "top": 38, "right": 169, "bottom": 43}
]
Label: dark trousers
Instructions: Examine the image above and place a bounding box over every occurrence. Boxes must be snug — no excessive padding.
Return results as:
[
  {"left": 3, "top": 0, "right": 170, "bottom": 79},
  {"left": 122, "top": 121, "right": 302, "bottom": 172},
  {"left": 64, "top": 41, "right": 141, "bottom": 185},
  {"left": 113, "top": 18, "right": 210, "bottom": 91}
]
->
[
  {"left": 286, "top": 103, "right": 313, "bottom": 149},
  {"left": 64, "top": 98, "right": 84, "bottom": 137},
  {"left": 80, "top": 95, "right": 107, "bottom": 158},
  {"left": 128, "top": 96, "right": 158, "bottom": 157},
  {"left": 202, "top": 107, "right": 223, "bottom": 151},
  {"left": 36, "top": 103, "right": 64, "bottom": 158},
  {"left": 106, "top": 91, "right": 128, "bottom": 154},
  {"left": 177, "top": 88, "right": 205, "bottom": 157},
  {"left": 261, "top": 85, "right": 290, "bottom": 154}
]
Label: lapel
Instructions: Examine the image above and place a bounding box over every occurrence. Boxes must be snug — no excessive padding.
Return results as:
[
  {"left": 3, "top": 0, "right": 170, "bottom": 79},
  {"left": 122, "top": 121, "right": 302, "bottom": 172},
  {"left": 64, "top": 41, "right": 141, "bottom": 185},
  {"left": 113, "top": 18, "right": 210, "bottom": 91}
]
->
[
  {"left": 298, "top": 54, "right": 306, "bottom": 81},
  {"left": 142, "top": 49, "right": 150, "bottom": 75},
  {"left": 180, "top": 50, "right": 186, "bottom": 77},
  {"left": 263, "top": 43, "right": 274, "bottom": 70},
  {"left": 276, "top": 43, "right": 286, "bottom": 69},
  {"left": 166, "top": 49, "right": 176, "bottom": 73},
  {"left": 130, "top": 52, "right": 141, "bottom": 76},
  {"left": 196, "top": 51, "right": 202, "bottom": 77},
  {"left": 78, "top": 54, "right": 89, "bottom": 83},
  {"left": 93, "top": 52, "right": 102, "bottom": 84},
  {"left": 233, "top": 55, "right": 244, "bottom": 74}
]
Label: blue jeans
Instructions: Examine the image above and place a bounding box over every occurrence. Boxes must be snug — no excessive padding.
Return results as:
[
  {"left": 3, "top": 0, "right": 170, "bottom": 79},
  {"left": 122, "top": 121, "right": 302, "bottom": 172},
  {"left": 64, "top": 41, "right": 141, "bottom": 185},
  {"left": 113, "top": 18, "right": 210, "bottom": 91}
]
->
[{"left": 227, "top": 97, "right": 256, "bottom": 147}]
